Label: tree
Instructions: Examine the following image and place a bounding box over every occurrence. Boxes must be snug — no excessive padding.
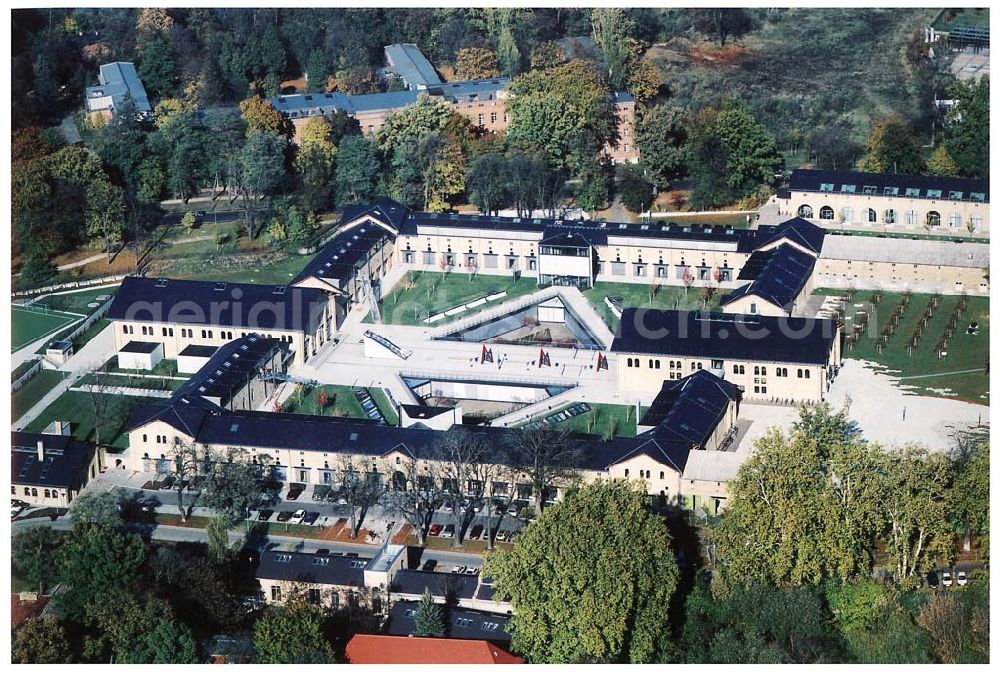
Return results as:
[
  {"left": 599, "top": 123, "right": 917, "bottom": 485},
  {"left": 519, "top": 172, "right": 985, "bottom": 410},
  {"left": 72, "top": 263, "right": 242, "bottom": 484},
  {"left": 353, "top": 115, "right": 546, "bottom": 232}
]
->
[
  {"left": 484, "top": 480, "right": 679, "bottom": 663},
  {"left": 506, "top": 59, "right": 615, "bottom": 173},
  {"left": 626, "top": 57, "right": 661, "bottom": 102},
  {"left": 253, "top": 599, "right": 335, "bottom": 663},
  {"left": 206, "top": 517, "right": 235, "bottom": 563},
  {"left": 305, "top": 48, "right": 329, "bottom": 93},
  {"left": 85, "top": 588, "right": 197, "bottom": 664},
  {"left": 917, "top": 590, "right": 989, "bottom": 663},
  {"left": 529, "top": 41, "right": 566, "bottom": 71},
  {"left": 56, "top": 526, "right": 147, "bottom": 622},
  {"left": 335, "top": 135, "right": 381, "bottom": 205},
  {"left": 295, "top": 116, "right": 337, "bottom": 211},
  {"left": 636, "top": 106, "right": 689, "bottom": 190},
  {"left": 616, "top": 164, "right": 653, "bottom": 213},
  {"left": 239, "top": 95, "right": 293, "bottom": 139},
  {"left": 128, "top": 616, "right": 199, "bottom": 664},
  {"left": 826, "top": 580, "right": 932, "bottom": 663},
  {"left": 381, "top": 456, "right": 445, "bottom": 546},
  {"left": 943, "top": 78, "right": 989, "bottom": 178},
  {"left": 69, "top": 490, "right": 123, "bottom": 529},
  {"left": 13, "top": 526, "right": 59, "bottom": 594},
  {"left": 590, "top": 8, "right": 635, "bottom": 90},
  {"left": 199, "top": 451, "right": 264, "bottom": 527},
  {"left": 926, "top": 145, "right": 960, "bottom": 178},
  {"left": 334, "top": 455, "right": 387, "bottom": 539},
  {"left": 19, "top": 240, "right": 56, "bottom": 288},
  {"left": 12, "top": 617, "right": 74, "bottom": 664},
  {"left": 170, "top": 440, "right": 203, "bottom": 523},
  {"left": 467, "top": 153, "right": 510, "bottom": 215},
  {"left": 136, "top": 157, "right": 167, "bottom": 203},
  {"left": 435, "top": 429, "right": 495, "bottom": 547},
  {"left": 454, "top": 47, "right": 500, "bottom": 80},
  {"left": 414, "top": 588, "right": 446, "bottom": 637},
  {"left": 137, "top": 37, "right": 176, "bottom": 98},
  {"left": 860, "top": 114, "right": 926, "bottom": 175},
  {"left": 575, "top": 161, "right": 611, "bottom": 212},
  {"left": 713, "top": 404, "right": 882, "bottom": 586},
  {"left": 950, "top": 441, "right": 988, "bottom": 553},
  {"left": 688, "top": 100, "right": 780, "bottom": 209},
  {"left": 510, "top": 425, "right": 583, "bottom": 514},
  {"left": 375, "top": 94, "right": 456, "bottom": 157},
  {"left": 229, "top": 131, "right": 288, "bottom": 239},
  {"left": 180, "top": 211, "right": 198, "bottom": 231},
  {"left": 691, "top": 8, "right": 754, "bottom": 47}
]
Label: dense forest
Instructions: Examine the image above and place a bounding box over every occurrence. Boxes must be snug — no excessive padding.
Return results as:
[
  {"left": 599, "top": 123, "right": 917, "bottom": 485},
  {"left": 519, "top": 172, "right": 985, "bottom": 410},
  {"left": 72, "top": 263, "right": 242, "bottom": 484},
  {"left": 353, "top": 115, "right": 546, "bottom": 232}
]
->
[{"left": 10, "top": 7, "right": 989, "bottom": 286}]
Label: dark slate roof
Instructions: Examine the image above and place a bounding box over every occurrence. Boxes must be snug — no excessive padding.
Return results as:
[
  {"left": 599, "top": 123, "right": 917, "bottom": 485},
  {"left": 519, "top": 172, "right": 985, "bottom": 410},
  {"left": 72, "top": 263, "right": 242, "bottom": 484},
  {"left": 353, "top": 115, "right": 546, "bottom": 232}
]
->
[
  {"left": 722, "top": 244, "right": 817, "bottom": 309},
  {"left": 399, "top": 209, "right": 754, "bottom": 249},
  {"left": 613, "top": 92, "right": 636, "bottom": 104},
  {"left": 639, "top": 371, "right": 740, "bottom": 449},
  {"left": 120, "top": 340, "right": 160, "bottom": 354},
  {"left": 106, "top": 277, "right": 328, "bottom": 333},
  {"left": 539, "top": 230, "right": 598, "bottom": 247},
  {"left": 391, "top": 570, "right": 478, "bottom": 599},
  {"left": 174, "top": 334, "right": 282, "bottom": 403},
  {"left": 178, "top": 344, "right": 218, "bottom": 357},
  {"left": 611, "top": 309, "right": 838, "bottom": 365},
  {"left": 11, "top": 432, "right": 95, "bottom": 489},
  {"left": 254, "top": 550, "right": 368, "bottom": 587},
  {"left": 384, "top": 43, "right": 443, "bottom": 88},
  {"left": 424, "top": 78, "right": 510, "bottom": 103},
  {"left": 787, "top": 169, "right": 989, "bottom": 203},
  {"left": 753, "top": 217, "right": 825, "bottom": 255},
  {"left": 349, "top": 89, "right": 421, "bottom": 112},
  {"left": 292, "top": 223, "right": 392, "bottom": 287},
  {"left": 386, "top": 601, "right": 512, "bottom": 643}
]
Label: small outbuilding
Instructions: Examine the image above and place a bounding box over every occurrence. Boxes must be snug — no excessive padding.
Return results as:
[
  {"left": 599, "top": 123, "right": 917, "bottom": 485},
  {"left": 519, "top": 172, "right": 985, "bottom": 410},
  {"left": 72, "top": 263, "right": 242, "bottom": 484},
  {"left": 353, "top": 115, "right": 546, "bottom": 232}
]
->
[
  {"left": 177, "top": 344, "right": 218, "bottom": 374},
  {"left": 118, "top": 340, "right": 163, "bottom": 371}
]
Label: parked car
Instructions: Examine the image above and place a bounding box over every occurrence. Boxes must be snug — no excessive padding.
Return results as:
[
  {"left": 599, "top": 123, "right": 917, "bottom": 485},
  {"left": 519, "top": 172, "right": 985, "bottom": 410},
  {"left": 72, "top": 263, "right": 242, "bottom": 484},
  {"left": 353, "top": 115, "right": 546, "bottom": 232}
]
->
[
  {"left": 469, "top": 525, "right": 484, "bottom": 540},
  {"left": 441, "top": 524, "right": 455, "bottom": 538},
  {"left": 429, "top": 524, "right": 443, "bottom": 537},
  {"left": 257, "top": 509, "right": 274, "bottom": 522},
  {"left": 466, "top": 567, "right": 480, "bottom": 576},
  {"left": 286, "top": 484, "right": 305, "bottom": 501},
  {"left": 451, "top": 565, "right": 467, "bottom": 574},
  {"left": 422, "top": 559, "right": 438, "bottom": 572},
  {"left": 496, "top": 529, "right": 510, "bottom": 542},
  {"left": 926, "top": 571, "right": 939, "bottom": 589},
  {"left": 289, "top": 509, "right": 307, "bottom": 525},
  {"left": 276, "top": 511, "right": 293, "bottom": 522},
  {"left": 957, "top": 571, "right": 968, "bottom": 586},
  {"left": 303, "top": 512, "right": 320, "bottom": 526},
  {"left": 507, "top": 503, "right": 521, "bottom": 516},
  {"left": 942, "top": 571, "right": 953, "bottom": 587},
  {"left": 11, "top": 499, "right": 28, "bottom": 517},
  {"left": 160, "top": 475, "right": 176, "bottom": 490},
  {"left": 316, "top": 548, "right": 330, "bottom": 556}
]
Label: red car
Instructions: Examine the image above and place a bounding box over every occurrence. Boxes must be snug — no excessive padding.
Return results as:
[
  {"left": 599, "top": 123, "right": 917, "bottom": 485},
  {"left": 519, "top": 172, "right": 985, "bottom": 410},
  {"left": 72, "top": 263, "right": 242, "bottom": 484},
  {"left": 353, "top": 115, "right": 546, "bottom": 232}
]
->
[{"left": 429, "top": 524, "right": 443, "bottom": 537}]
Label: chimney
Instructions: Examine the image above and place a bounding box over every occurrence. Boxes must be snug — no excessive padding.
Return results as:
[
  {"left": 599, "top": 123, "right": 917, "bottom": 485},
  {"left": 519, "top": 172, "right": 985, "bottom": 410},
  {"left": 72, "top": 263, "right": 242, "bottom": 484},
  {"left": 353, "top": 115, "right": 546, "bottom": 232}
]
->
[{"left": 37, "top": 440, "right": 45, "bottom": 461}]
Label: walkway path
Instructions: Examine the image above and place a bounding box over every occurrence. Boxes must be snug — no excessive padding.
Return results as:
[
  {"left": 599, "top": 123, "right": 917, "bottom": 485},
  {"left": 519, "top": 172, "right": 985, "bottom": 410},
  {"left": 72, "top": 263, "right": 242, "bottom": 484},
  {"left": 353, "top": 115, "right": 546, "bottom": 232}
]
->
[{"left": 56, "top": 252, "right": 108, "bottom": 271}]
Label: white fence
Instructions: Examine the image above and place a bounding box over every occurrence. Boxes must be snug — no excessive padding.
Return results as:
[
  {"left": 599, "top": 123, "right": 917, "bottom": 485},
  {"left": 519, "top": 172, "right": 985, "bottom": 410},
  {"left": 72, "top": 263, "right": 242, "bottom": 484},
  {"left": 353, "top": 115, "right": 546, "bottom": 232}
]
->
[{"left": 13, "top": 274, "right": 128, "bottom": 299}]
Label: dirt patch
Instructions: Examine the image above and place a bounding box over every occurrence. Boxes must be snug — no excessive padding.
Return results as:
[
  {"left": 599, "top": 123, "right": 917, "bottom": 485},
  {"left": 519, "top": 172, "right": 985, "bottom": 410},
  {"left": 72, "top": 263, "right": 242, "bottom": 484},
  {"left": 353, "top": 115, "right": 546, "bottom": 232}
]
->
[{"left": 686, "top": 43, "right": 750, "bottom": 66}]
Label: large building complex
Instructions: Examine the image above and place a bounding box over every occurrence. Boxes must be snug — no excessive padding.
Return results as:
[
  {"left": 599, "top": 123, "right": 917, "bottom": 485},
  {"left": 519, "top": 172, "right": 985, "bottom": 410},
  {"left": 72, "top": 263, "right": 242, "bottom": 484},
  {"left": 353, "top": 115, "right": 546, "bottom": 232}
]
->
[
  {"left": 270, "top": 43, "right": 640, "bottom": 163},
  {"left": 774, "top": 169, "right": 989, "bottom": 236}
]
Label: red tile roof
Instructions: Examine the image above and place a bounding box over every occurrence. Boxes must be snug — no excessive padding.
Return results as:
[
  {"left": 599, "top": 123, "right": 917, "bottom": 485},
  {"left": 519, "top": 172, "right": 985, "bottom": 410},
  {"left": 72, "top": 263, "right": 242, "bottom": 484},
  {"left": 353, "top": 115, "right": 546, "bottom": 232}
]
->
[
  {"left": 346, "top": 634, "right": 523, "bottom": 664},
  {"left": 11, "top": 594, "right": 51, "bottom": 628}
]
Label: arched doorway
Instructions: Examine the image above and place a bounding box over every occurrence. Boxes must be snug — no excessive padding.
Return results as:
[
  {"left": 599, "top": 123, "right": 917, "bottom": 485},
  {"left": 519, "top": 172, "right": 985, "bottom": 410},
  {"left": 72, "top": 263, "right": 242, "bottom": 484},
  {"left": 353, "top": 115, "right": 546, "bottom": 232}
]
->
[{"left": 392, "top": 471, "right": 406, "bottom": 492}]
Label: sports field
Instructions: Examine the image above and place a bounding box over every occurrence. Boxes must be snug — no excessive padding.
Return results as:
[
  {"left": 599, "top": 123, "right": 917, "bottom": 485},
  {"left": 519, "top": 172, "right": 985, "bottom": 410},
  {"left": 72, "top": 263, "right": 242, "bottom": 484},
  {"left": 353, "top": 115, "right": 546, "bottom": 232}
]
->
[{"left": 11, "top": 305, "right": 79, "bottom": 352}]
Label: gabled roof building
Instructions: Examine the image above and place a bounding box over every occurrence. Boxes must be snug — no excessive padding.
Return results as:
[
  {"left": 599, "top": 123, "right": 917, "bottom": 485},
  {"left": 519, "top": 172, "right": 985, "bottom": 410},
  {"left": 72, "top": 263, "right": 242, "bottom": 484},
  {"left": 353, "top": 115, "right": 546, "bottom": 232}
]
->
[{"left": 85, "top": 62, "right": 152, "bottom": 120}]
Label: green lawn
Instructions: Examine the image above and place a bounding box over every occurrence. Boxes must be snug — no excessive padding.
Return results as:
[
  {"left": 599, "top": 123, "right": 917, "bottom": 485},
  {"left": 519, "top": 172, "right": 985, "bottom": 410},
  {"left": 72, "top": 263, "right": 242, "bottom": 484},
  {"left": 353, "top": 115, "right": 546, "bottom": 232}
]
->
[
  {"left": 100, "top": 356, "right": 180, "bottom": 377},
  {"left": 35, "top": 318, "right": 111, "bottom": 356},
  {"left": 816, "top": 288, "right": 989, "bottom": 402},
  {"left": 31, "top": 285, "right": 118, "bottom": 314},
  {"left": 369, "top": 388, "right": 400, "bottom": 426},
  {"left": 12, "top": 370, "right": 68, "bottom": 420},
  {"left": 652, "top": 212, "right": 754, "bottom": 228},
  {"left": 170, "top": 254, "right": 312, "bottom": 285},
  {"left": 12, "top": 359, "right": 39, "bottom": 383},
  {"left": 22, "top": 390, "right": 158, "bottom": 449},
  {"left": 583, "top": 281, "right": 721, "bottom": 331},
  {"left": 378, "top": 271, "right": 540, "bottom": 326},
  {"left": 11, "top": 306, "right": 79, "bottom": 352},
  {"left": 522, "top": 402, "right": 643, "bottom": 439},
  {"left": 281, "top": 384, "right": 369, "bottom": 419}
]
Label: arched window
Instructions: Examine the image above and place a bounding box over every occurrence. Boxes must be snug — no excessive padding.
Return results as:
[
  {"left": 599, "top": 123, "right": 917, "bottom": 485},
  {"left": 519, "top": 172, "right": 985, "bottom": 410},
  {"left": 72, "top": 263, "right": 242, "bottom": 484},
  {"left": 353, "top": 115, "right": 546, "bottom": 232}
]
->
[
  {"left": 754, "top": 366, "right": 760, "bottom": 375},
  {"left": 649, "top": 359, "right": 654, "bottom": 369},
  {"left": 949, "top": 212, "right": 962, "bottom": 228},
  {"left": 926, "top": 211, "right": 941, "bottom": 227},
  {"left": 655, "top": 360, "right": 660, "bottom": 369},
  {"left": 624, "top": 469, "right": 629, "bottom": 477},
  {"left": 44, "top": 489, "right": 50, "bottom": 498},
  {"left": 627, "top": 358, "right": 633, "bottom": 368},
  {"left": 804, "top": 370, "right": 811, "bottom": 379},
  {"left": 840, "top": 207, "right": 854, "bottom": 223},
  {"left": 760, "top": 366, "right": 767, "bottom": 376},
  {"left": 866, "top": 208, "right": 877, "bottom": 223},
  {"left": 660, "top": 471, "right": 665, "bottom": 479},
  {"left": 31, "top": 488, "right": 37, "bottom": 497},
  {"left": 142, "top": 434, "right": 147, "bottom": 442},
  {"left": 797, "top": 204, "right": 814, "bottom": 218},
  {"left": 797, "top": 368, "right": 804, "bottom": 378},
  {"left": 819, "top": 206, "right": 834, "bottom": 220},
  {"left": 884, "top": 209, "right": 896, "bottom": 224}
]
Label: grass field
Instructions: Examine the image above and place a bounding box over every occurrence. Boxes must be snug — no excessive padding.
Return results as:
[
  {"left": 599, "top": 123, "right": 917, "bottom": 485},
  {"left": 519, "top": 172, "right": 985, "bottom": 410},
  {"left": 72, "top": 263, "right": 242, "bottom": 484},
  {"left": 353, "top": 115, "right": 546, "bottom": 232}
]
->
[
  {"left": 169, "top": 253, "right": 312, "bottom": 285},
  {"left": 12, "top": 370, "right": 68, "bottom": 421},
  {"left": 22, "top": 390, "right": 158, "bottom": 449},
  {"left": 522, "top": 402, "right": 644, "bottom": 439},
  {"left": 11, "top": 359, "right": 39, "bottom": 383},
  {"left": 77, "top": 372, "right": 185, "bottom": 393},
  {"left": 378, "top": 271, "right": 539, "bottom": 326},
  {"left": 11, "top": 306, "right": 79, "bottom": 352},
  {"left": 35, "top": 319, "right": 110, "bottom": 356},
  {"left": 583, "top": 281, "right": 721, "bottom": 331},
  {"left": 32, "top": 286, "right": 118, "bottom": 314},
  {"left": 816, "top": 288, "right": 990, "bottom": 402},
  {"left": 282, "top": 384, "right": 400, "bottom": 424}
]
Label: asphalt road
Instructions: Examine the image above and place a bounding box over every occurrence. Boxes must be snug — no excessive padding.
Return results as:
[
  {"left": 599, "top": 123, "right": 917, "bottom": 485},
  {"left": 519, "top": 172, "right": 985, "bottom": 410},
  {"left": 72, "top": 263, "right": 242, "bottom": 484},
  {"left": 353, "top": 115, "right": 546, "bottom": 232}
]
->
[{"left": 160, "top": 209, "right": 243, "bottom": 226}]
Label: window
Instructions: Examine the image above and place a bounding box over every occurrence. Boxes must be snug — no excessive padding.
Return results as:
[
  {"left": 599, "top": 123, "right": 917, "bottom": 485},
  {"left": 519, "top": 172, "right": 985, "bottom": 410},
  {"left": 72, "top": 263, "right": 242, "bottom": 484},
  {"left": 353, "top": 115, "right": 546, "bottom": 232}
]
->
[
  {"left": 949, "top": 212, "right": 962, "bottom": 228},
  {"left": 862, "top": 185, "right": 877, "bottom": 196},
  {"left": 655, "top": 359, "right": 660, "bottom": 369},
  {"left": 490, "top": 112, "right": 497, "bottom": 124},
  {"left": 866, "top": 208, "right": 877, "bottom": 223},
  {"left": 819, "top": 206, "right": 834, "bottom": 220},
  {"left": 660, "top": 471, "right": 665, "bottom": 479},
  {"left": 926, "top": 211, "right": 941, "bottom": 227},
  {"left": 905, "top": 187, "right": 920, "bottom": 198},
  {"left": 624, "top": 469, "right": 629, "bottom": 477},
  {"left": 926, "top": 189, "right": 942, "bottom": 199},
  {"left": 760, "top": 366, "right": 767, "bottom": 376},
  {"left": 718, "top": 267, "right": 732, "bottom": 282},
  {"left": 749, "top": 302, "right": 758, "bottom": 314},
  {"left": 840, "top": 207, "right": 854, "bottom": 223},
  {"left": 797, "top": 204, "right": 813, "bottom": 218},
  {"left": 308, "top": 589, "right": 321, "bottom": 605},
  {"left": 819, "top": 182, "right": 835, "bottom": 192},
  {"left": 905, "top": 210, "right": 917, "bottom": 225},
  {"left": 971, "top": 215, "right": 983, "bottom": 231},
  {"left": 634, "top": 264, "right": 645, "bottom": 277},
  {"left": 611, "top": 262, "right": 625, "bottom": 276},
  {"left": 804, "top": 369, "right": 811, "bottom": 379},
  {"left": 884, "top": 187, "right": 899, "bottom": 197},
  {"left": 797, "top": 368, "right": 804, "bottom": 378},
  {"left": 271, "top": 586, "right": 282, "bottom": 602},
  {"left": 840, "top": 184, "right": 856, "bottom": 194},
  {"left": 655, "top": 265, "right": 667, "bottom": 278},
  {"left": 884, "top": 209, "right": 896, "bottom": 224},
  {"left": 477, "top": 113, "right": 485, "bottom": 126},
  {"left": 948, "top": 191, "right": 963, "bottom": 200},
  {"left": 627, "top": 358, "right": 633, "bottom": 368}
]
